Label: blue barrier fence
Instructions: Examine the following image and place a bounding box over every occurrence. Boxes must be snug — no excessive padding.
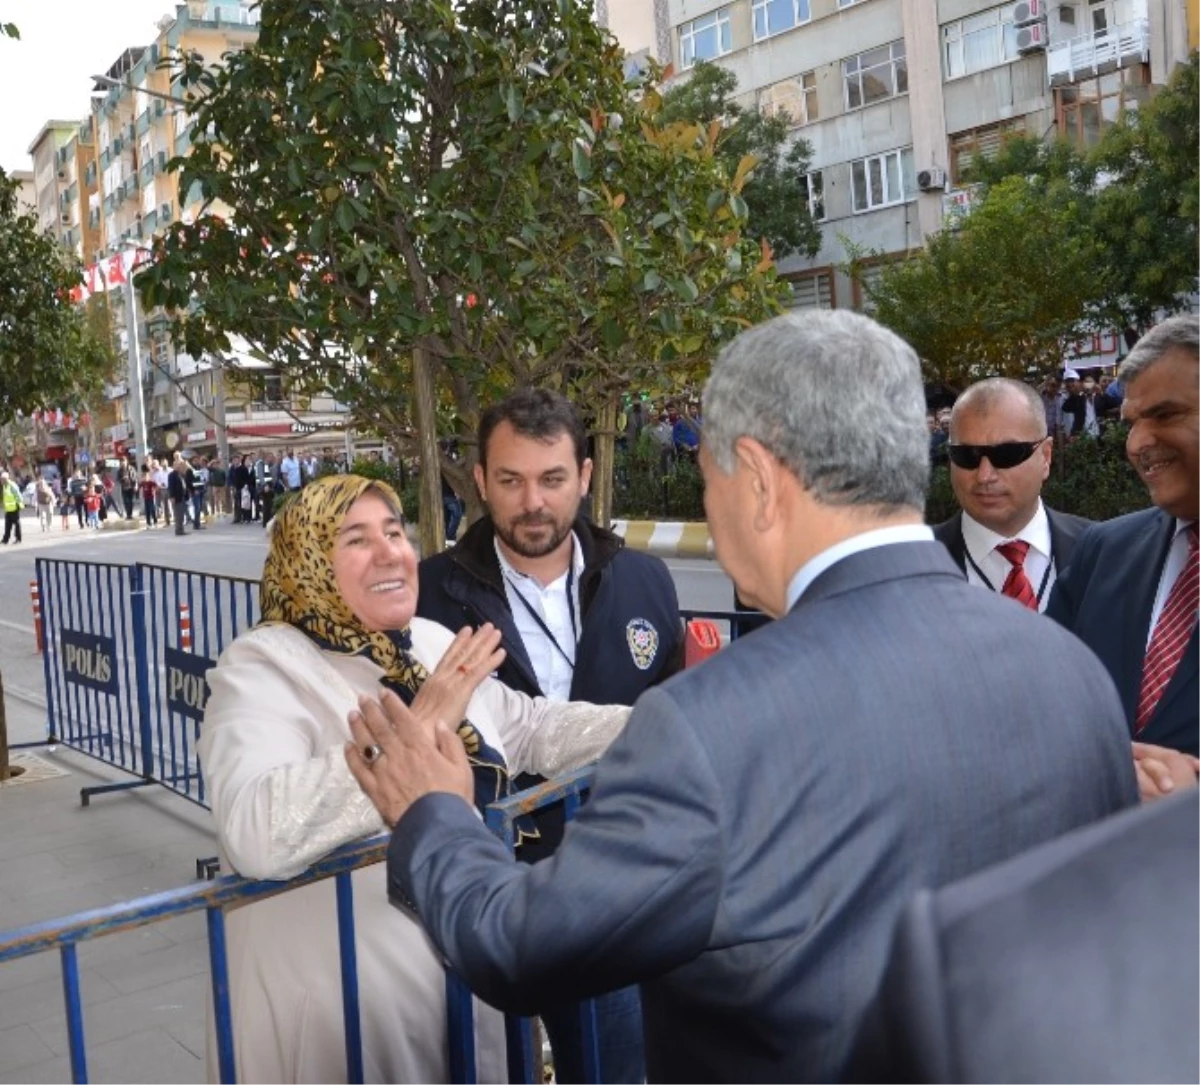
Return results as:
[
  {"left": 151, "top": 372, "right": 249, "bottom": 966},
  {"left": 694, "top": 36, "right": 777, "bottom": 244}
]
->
[
  {"left": 0, "top": 769, "right": 596, "bottom": 1085},
  {"left": 35, "top": 558, "right": 259, "bottom": 808}
]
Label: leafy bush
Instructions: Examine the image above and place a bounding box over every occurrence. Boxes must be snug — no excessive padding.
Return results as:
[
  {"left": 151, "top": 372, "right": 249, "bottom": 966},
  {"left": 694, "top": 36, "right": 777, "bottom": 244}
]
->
[{"left": 613, "top": 434, "right": 705, "bottom": 520}]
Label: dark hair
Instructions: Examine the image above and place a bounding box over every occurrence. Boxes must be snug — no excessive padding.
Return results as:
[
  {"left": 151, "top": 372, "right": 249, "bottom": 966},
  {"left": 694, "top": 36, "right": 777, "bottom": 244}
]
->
[{"left": 477, "top": 387, "right": 587, "bottom": 471}]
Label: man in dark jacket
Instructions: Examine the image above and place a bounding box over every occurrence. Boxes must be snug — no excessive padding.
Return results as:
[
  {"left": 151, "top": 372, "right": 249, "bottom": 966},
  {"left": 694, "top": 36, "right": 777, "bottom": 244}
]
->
[
  {"left": 166, "top": 459, "right": 191, "bottom": 537},
  {"left": 118, "top": 456, "right": 138, "bottom": 520},
  {"left": 416, "top": 387, "right": 683, "bottom": 1084}
]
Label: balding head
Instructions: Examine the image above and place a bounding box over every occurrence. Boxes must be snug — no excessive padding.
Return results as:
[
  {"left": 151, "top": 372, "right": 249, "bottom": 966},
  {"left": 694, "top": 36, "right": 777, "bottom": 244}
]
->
[{"left": 950, "top": 379, "right": 1047, "bottom": 442}]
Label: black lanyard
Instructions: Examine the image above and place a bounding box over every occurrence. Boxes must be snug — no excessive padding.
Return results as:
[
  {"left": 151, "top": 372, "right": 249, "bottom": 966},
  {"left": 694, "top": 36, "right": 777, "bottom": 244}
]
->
[
  {"left": 504, "top": 563, "right": 579, "bottom": 670},
  {"left": 964, "top": 538, "right": 1055, "bottom": 608}
]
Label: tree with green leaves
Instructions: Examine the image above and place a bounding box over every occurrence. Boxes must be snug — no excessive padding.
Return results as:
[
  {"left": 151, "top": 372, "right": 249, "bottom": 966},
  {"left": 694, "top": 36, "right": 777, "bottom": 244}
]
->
[
  {"left": 0, "top": 169, "right": 120, "bottom": 426},
  {"left": 851, "top": 174, "right": 1105, "bottom": 387},
  {"left": 659, "top": 60, "right": 820, "bottom": 262},
  {"left": 139, "top": 0, "right": 786, "bottom": 548}
]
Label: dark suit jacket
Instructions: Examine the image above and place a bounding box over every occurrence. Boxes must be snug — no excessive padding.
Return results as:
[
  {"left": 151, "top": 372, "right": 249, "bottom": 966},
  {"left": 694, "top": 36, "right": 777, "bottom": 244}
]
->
[
  {"left": 932, "top": 507, "right": 1092, "bottom": 582},
  {"left": 390, "top": 541, "right": 1136, "bottom": 1083},
  {"left": 1047, "top": 507, "right": 1198, "bottom": 755},
  {"left": 850, "top": 791, "right": 1199, "bottom": 1084}
]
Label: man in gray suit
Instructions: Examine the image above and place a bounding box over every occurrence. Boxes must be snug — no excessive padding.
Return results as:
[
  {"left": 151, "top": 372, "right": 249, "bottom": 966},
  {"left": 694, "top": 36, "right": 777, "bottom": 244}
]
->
[{"left": 347, "top": 310, "right": 1137, "bottom": 1082}]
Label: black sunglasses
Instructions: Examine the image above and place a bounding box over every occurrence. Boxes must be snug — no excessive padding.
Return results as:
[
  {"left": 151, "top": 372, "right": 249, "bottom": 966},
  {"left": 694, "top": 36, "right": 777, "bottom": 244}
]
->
[{"left": 947, "top": 438, "right": 1048, "bottom": 471}]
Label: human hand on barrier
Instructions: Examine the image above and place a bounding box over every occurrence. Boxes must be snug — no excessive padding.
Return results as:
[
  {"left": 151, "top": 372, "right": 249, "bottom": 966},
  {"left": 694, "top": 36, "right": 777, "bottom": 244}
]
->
[
  {"left": 345, "top": 689, "right": 474, "bottom": 828},
  {"left": 410, "top": 623, "right": 505, "bottom": 732},
  {"left": 1132, "top": 741, "right": 1200, "bottom": 802}
]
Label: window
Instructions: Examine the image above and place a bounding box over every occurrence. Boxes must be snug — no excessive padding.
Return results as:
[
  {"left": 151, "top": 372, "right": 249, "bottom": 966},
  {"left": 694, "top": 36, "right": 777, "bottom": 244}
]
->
[
  {"left": 1057, "top": 66, "right": 1150, "bottom": 148},
  {"left": 949, "top": 120, "right": 1025, "bottom": 183},
  {"left": 787, "top": 270, "right": 834, "bottom": 309},
  {"left": 757, "top": 72, "right": 818, "bottom": 126},
  {"left": 752, "top": 0, "right": 811, "bottom": 42},
  {"left": 942, "top": 7, "right": 1018, "bottom": 80},
  {"left": 804, "top": 171, "right": 825, "bottom": 221},
  {"left": 851, "top": 148, "right": 915, "bottom": 212},
  {"left": 843, "top": 42, "right": 907, "bottom": 110},
  {"left": 679, "top": 8, "right": 732, "bottom": 69},
  {"left": 837, "top": 0, "right": 865, "bottom": 6}
]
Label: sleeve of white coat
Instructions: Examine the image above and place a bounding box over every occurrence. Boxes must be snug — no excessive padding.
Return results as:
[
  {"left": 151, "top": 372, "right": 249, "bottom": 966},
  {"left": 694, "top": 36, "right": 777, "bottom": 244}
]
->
[
  {"left": 475, "top": 677, "right": 631, "bottom": 778},
  {"left": 198, "top": 633, "right": 384, "bottom": 880}
]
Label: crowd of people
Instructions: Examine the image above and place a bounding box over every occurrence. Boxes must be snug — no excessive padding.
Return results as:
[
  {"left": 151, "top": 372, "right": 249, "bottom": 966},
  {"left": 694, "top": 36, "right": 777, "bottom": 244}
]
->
[
  {"left": 0, "top": 445, "right": 353, "bottom": 541},
  {"left": 191, "top": 309, "right": 1196, "bottom": 1085}
]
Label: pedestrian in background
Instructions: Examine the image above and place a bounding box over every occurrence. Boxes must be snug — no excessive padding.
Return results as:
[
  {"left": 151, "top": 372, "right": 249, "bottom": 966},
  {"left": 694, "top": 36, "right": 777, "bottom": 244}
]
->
[
  {"left": 140, "top": 465, "right": 159, "bottom": 528},
  {"left": 192, "top": 456, "right": 208, "bottom": 530},
  {"left": 208, "top": 457, "right": 227, "bottom": 517},
  {"left": 168, "top": 459, "right": 191, "bottom": 536},
  {"left": 35, "top": 476, "right": 54, "bottom": 532},
  {"left": 119, "top": 456, "right": 138, "bottom": 520},
  {"left": 68, "top": 470, "right": 87, "bottom": 528},
  {"left": 1, "top": 471, "right": 23, "bottom": 544},
  {"left": 84, "top": 487, "right": 101, "bottom": 530},
  {"left": 152, "top": 459, "right": 172, "bottom": 529}
]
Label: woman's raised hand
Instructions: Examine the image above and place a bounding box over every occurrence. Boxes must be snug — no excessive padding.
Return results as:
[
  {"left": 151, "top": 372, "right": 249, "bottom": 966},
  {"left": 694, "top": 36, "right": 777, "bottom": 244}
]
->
[{"left": 410, "top": 623, "right": 506, "bottom": 731}]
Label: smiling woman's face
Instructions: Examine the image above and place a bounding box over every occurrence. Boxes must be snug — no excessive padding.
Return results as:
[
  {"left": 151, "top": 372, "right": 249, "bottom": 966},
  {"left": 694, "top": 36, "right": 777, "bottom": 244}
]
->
[{"left": 330, "top": 490, "right": 418, "bottom": 632}]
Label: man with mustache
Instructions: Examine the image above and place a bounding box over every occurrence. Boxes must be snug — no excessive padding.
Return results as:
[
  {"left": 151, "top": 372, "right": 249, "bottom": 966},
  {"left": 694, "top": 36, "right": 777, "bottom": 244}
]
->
[
  {"left": 934, "top": 378, "right": 1091, "bottom": 614},
  {"left": 416, "top": 386, "right": 683, "bottom": 1083},
  {"left": 1048, "top": 314, "right": 1199, "bottom": 794}
]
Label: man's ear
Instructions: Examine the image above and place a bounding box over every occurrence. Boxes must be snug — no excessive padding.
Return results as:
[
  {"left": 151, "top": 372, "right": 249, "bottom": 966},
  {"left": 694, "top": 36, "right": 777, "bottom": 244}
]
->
[
  {"left": 580, "top": 457, "right": 593, "bottom": 497},
  {"left": 734, "top": 437, "right": 779, "bottom": 530},
  {"left": 473, "top": 462, "right": 487, "bottom": 503}
]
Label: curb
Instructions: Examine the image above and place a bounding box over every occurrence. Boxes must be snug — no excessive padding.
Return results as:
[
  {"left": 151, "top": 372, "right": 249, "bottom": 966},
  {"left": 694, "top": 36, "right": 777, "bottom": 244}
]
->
[{"left": 611, "top": 520, "right": 714, "bottom": 560}]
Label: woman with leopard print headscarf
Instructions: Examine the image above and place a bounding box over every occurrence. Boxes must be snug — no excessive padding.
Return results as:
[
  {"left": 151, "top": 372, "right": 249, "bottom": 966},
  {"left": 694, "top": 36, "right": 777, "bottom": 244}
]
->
[{"left": 198, "top": 475, "right": 629, "bottom": 1084}]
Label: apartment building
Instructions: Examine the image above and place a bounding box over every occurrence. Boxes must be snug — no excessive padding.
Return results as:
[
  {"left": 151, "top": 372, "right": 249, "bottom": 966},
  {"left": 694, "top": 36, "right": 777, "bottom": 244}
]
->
[
  {"left": 11, "top": 170, "right": 36, "bottom": 216},
  {"left": 23, "top": 1, "right": 354, "bottom": 469},
  {"left": 664, "top": 0, "right": 1195, "bottom": 308}
]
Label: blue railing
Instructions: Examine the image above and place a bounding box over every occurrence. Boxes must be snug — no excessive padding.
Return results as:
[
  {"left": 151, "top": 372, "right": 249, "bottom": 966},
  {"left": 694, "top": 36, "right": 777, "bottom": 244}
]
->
[{"left": 0, "top": 770, "right": 596, "bottom": 1085}]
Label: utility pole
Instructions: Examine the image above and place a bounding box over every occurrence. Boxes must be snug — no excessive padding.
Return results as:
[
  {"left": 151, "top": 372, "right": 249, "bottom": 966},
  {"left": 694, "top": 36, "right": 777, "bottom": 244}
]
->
[
  {"left": 124, "top": 282, "right": 150, "bottom": 468},
  {"left": 212, "top": 357, "right": 231, "bottom": 468}
]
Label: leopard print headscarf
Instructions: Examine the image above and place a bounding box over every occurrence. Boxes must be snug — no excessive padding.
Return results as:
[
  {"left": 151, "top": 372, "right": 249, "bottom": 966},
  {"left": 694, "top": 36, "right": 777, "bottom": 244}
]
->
[{"left": 260, "top": 474, "right": 533, "bottom": 830}]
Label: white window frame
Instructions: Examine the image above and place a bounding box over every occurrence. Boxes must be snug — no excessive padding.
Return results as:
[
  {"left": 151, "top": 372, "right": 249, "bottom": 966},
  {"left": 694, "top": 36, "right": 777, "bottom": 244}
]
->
[
  {"left": 843, "top": 41, "right": 907, "bottom": 111},
  {"left": 679, "top": 7, "right": 732, "bottom": 69},
  {"left": 752, "top": 0, "right": 812, "bottom": 42},
  {"left": 804, "top": 171, "right": 825, "bottom": 221},
  {"left": 850, "top": 147, "right": 915, "bottom": 213},
  {"left": 942, "top": 6, "right": 1019, "bottom": 81}
]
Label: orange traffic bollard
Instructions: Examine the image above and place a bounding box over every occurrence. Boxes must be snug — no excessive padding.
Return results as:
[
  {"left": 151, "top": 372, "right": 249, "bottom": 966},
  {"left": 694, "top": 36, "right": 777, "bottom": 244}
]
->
[
  {"left": 179, "top": 603, "right": 192, "bottom": 653},
  {"left": 30, "top": 581, "right": 43, "bottom": 654},
  {"left": 684, "top": 619, "right": 721, "bottom": 668}
]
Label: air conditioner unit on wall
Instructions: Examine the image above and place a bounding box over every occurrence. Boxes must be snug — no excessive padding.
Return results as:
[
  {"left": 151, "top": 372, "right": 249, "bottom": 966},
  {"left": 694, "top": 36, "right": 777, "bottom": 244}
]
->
[
  {"left": 917, "top": 167, "right": 947, "bottom": 192},
  {"left": 1012, "top": 0, "right": 1045, "bottom": 25},
  {"left": 1016, "top": 22, "right": 1048, "bottom": 52}
]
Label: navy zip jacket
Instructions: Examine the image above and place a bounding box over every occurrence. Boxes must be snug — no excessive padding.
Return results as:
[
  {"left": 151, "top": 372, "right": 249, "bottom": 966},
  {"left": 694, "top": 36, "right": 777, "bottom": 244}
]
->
[{"left": 417, "top": 513, "right": 684, "bottom": 859}]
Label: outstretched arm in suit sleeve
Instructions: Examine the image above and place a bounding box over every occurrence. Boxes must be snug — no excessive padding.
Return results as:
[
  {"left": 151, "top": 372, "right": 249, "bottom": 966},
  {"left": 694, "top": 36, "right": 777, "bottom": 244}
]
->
[{"left": 388, "top": 687, "right": 725, "bottom": 1015}]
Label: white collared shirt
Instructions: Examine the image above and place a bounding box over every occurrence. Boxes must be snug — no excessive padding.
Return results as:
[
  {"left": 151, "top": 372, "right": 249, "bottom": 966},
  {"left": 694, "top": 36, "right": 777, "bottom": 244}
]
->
[
  {"left": 496, "top": 534, "right": 584, "bottom": 702},
  {"left": 1148, "top": 519, "right": 1198, "bottom": 646},
  {"left": 786, "top": 524, "right": 935, "bottom": 612},
  {"left": 960, "top": 501, "right": 1055, "bottom": 613}
]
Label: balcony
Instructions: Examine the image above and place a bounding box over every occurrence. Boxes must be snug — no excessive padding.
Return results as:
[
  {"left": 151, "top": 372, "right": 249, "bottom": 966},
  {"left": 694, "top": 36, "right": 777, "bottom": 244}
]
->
[
  {"left": 141, "top": 159, "right": 156, "bottom": 185},
  {"left": 1048, "top": 19, "right": 1150, "bottom": 86},
  {"left": 137, "top": 110, "right": 151, "bottom": 137}
]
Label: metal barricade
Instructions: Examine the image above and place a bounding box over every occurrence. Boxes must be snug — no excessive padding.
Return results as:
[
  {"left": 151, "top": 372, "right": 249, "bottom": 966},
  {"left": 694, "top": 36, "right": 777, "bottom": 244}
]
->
[
  {"left": 137, "top": 563, "right": 259, "bottom": 806},
  {"left": 0, "top": 769, "right": 597, "bottom": 1085}
]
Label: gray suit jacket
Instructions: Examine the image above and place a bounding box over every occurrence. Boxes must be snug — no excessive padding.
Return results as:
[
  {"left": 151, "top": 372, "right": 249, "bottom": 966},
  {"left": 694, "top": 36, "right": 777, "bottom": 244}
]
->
[
  {"left": 850, "top": 791, "right": 1199, "bottom": 1083},
  {"left": 390, "top": 542, "right": 1137, "bottom": 1082}
]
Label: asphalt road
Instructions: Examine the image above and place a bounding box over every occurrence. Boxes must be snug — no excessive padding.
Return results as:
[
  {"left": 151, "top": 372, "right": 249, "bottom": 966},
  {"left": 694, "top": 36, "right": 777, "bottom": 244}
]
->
[{"left": 0, "top": 509, "right": 737, "bottom": 745}]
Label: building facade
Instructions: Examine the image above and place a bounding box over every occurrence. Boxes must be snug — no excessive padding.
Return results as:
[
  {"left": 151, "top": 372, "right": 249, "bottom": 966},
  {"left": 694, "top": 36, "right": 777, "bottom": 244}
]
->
[
  {"left": 663, "top": 0, "right": 1194, "bottom": 308},
  {"left": 26, "top": 0, "right": 356, "bottom": 471}
]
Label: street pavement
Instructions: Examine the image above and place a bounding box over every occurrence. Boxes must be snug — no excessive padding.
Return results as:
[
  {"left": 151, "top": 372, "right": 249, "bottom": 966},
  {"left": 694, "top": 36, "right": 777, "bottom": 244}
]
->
[{"left": 0, "top": 507, "right": 736, "bottom": 1082}]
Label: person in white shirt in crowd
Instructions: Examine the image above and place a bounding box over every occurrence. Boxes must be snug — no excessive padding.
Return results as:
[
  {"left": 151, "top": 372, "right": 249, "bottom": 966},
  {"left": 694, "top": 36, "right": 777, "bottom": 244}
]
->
[
  {"left": 152, "top": 458, "right": 172, "bottom": 529},
  {"left": 279, "top": 448, "right": 303, "bottom": 493},
  {"left": 933, "top": 378, "right": 1093, "bottom": 614}
]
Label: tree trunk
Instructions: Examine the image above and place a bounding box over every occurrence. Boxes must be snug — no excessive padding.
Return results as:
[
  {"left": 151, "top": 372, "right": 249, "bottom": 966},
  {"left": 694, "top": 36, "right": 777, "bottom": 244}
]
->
[
  {"left": 0, "top": 667, "right": 9, "bottom": 782},
  {"left": 411, "top": 345, "right": 445, "bottom": 556},
  {"left": 591, "top": 395, "right": 618, "bottom": 529}
]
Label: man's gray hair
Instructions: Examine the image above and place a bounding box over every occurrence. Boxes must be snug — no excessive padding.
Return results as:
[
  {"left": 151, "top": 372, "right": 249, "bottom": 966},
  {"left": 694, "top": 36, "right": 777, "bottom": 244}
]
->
[
  {"left": 702, "top": 309, "right": 928, "bottom": 513},
  {"left": 1119, "top": 314, "right": 1199, "bottom": 385},
  {"left": 950, "top": 378, "right": 1047, "bottom": 440}
]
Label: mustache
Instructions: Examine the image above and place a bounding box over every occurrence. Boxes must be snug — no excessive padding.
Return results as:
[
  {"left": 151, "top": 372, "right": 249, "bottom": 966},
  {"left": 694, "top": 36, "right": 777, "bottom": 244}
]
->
[{"left": 512, "top": 512, "right": 555, "bottom": 527}]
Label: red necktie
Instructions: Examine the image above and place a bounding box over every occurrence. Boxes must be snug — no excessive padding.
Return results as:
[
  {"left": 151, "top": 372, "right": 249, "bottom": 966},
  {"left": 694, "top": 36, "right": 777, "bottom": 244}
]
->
[
  {"left": 994, "top": 540, "right": 1038, "bottom": 611},
  {"left": 1135, "top": 525, "right": 1199, "bottom": 733}
]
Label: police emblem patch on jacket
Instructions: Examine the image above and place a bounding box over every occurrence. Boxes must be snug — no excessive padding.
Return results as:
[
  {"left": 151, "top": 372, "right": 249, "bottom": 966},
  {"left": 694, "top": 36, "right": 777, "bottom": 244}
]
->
[{"left": 626, "top": 617, "right": 659, "bottom": 671}]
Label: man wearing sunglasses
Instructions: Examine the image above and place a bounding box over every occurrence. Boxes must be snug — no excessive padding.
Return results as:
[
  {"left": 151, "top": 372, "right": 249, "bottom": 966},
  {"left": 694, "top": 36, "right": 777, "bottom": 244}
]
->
[{"left": 934, "top": 379, "right": 1091, "bottom": 614}]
